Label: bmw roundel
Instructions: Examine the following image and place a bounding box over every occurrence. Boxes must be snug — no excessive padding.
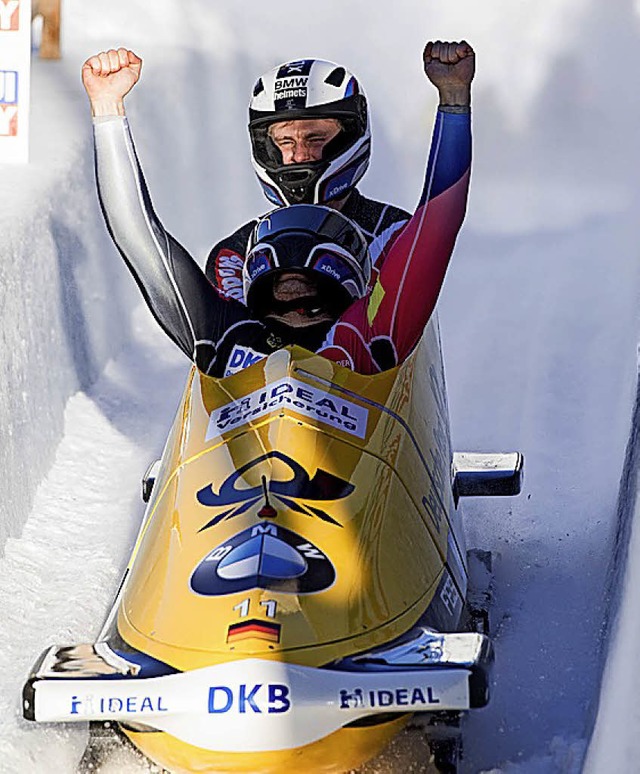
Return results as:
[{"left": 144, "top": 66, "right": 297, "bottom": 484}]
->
[{"left": 191, "top": 522, "right": 335, "bottom": 596}]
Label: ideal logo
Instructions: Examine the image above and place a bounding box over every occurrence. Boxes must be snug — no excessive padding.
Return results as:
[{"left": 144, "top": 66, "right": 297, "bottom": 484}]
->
[
  {"left": 339, "top": 686, "right": 441, "bottom": 710},
  {"left": 208, "top": 683, "right": 290, "bottom": 714},
  {"left": 70, "top": 694, "right": 169, "bottom": 716},
  {"left": 0, "top": 1, "right": 19, "bottom": 31},
  {"left": 0, "top": 71, "right": 18, "bottom": 137},
  {"left": 207, "top": 376, "right": 369, "bottom": 439}
]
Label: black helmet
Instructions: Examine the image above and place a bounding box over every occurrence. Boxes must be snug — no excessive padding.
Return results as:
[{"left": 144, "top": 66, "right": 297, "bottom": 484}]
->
[
  {"left": 243, "top": 205, "right": 371, "bottom": 311},
  {"left": 249, "top": 59, "right": 371, "bottom": 206}
]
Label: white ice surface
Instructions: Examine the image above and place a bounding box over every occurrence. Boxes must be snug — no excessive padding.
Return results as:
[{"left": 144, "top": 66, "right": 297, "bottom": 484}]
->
[{"left": 1, "top": 0, "right": 640, "bottom": 772}]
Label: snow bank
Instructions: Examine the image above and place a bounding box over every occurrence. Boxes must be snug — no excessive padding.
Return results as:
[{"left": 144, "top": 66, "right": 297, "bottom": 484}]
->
[{"left": 0, "top": 58, "right": 133, "bottom": 549}]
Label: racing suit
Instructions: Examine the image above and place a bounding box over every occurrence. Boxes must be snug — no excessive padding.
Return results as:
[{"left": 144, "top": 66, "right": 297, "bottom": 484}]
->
[
  {"left": 93, "top": 109, "right": 471, "bottom": 378},
  {"left": 205, "top": 189, "right": 410, "bottom": 303}
]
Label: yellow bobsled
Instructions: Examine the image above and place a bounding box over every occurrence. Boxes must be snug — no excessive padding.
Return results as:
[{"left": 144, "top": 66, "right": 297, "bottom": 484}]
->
[{"left": 23, "top": 319, "right": 522, "bottom": 773}]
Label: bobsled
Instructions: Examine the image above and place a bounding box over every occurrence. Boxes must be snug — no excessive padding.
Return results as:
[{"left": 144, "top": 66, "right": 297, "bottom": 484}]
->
[{"left": 23, "top": 318, "right": 523, "bottom": 773}]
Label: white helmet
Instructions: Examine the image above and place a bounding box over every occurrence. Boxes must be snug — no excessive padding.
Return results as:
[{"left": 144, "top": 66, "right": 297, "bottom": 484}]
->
[{"left": 249, "top": 59, "right": 371, "bottom": 206}]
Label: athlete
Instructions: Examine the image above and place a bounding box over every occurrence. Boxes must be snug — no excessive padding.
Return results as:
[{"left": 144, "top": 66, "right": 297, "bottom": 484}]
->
[
  {"left": 205, "top": 56, "right": 411, "bottom": 302},
  {"left": 82, "top": 42, "right": 473, "bottom": 377}
]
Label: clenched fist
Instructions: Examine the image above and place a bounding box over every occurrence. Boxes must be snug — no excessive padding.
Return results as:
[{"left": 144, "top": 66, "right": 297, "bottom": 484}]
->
[
  {"left": 81, "top": 48, "right": 142, "bottom": 116},
  {"left": 423, "top": 41, "right": 475, "bottom": 107}
]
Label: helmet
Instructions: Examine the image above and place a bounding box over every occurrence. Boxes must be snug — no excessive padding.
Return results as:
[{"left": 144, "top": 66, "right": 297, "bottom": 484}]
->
[
  {"left": 243, "top": 204, "right": 371, "bottom": 312},
  {"left": 249, "top": 59, "right": 371, "bottom": 206}
]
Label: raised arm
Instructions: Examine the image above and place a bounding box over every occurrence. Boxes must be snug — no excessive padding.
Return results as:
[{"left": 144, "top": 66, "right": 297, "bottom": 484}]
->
[
  {"left": 322, "top": 42, "right": 474, "bottom": 373},
  {"left": 82, "top": 49, "right": 248, "bottom": 373},
  {"left": 82, "top": 48, "right": 141, "bottom": 117}
]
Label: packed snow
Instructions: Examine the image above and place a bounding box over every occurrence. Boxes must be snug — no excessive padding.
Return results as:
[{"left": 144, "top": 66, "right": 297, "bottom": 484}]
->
[{"left": 1, "top": 0, "right": 639, "bottom": 772}]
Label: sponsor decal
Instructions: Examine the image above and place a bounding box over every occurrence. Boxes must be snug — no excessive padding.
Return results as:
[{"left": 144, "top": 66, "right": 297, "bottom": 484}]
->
[
  {"left": 276, "top": 60, "right": 311, "bottom": 77},
  {"left": 339, "top": 686, "right": 441, "bottom": 710},
  {"left": 0, "top": 69, "right": 18, "bottom": 136},
  {"left": 273, "top": 78, "right": 309, "bottom": 102},
  {"left": 226, "top": 618, "right": 281, "bottom": 644},
  {"left": 310, "top": 252, "right": 357, "bottom": 288},
  {"left": 273, "top": 61, "right": 311, "bottom": 106},
  {"left": 322, "top": 265, "right": 340, "bottom": 280},
  {"left": 274, "top": 76, "right": 308, "bottom": 91},
  {"left": 207, "top": 377, "right": 368, "bottom": 439},
  {"left": 0, "top": 0, "right": 19, "bottom": 31},
  {"left": 224, "top": 345, "right": 266, "bottom": 377},
  {"left": 265, "top": 332, "right": 282, "bottom": 349},
  {"left": 247, "top": 255, "right": 271, "bottom": 281},
  {"left": 320, "top": 150, "right": 368, "bottom": 203},
  {"left": 326, "top": 180, "right": 350, "bottom": 199},
  {"left": 197, "top": 451, "right": 353, "bottom": 529},
  {"left": 190, "top": 522, "right": 335, "bottom": 596},
  {"left": 208, "top": 683, "right": 290, "bottom": 714},
  {"left": 214, "top": 249, "right": 244, "bottom": 301},
  {"left": 439, "top": 572, "right": 461, "bottom": 617},
  {"left": 70, "top": 694, "right": 168, "bottom": 716},
  {"left": 422, "top": 489, "right": 446, "bottom": 534}
]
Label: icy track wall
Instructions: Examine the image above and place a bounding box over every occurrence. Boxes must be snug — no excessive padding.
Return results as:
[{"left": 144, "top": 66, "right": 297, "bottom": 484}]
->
[
  {"left": 0, "top": 38, "right": 253, "bottom": 551},
  {"left": 0, "top": 63, "right": 129, "bottom": 550}
]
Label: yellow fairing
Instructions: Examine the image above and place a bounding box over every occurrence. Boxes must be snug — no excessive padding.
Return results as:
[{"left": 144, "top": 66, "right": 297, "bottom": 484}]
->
[
  {"left": 117, "top": 320, "right": 462, "bottom": 772},
  {"left": 124, "top": 715, "right": 408, "bottom": 774}
]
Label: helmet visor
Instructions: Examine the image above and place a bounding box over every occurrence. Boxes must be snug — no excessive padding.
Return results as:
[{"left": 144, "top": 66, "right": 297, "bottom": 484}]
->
[{"left": 246, "top": 240, "right": 366, "bottom": 301}]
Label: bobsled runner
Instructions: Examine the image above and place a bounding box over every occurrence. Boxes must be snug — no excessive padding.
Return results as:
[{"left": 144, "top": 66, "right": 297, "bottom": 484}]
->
[{"left": 23, "top": 318, "right": 523, "bottom": 773}]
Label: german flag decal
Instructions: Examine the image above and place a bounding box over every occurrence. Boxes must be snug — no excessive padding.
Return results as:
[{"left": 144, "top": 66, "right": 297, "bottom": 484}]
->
[{"left": 227, "top": 619, "right": 281, "bottom": 644}]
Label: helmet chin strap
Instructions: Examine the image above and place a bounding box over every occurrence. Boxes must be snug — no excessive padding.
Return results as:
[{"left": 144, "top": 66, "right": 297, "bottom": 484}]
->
[
  {"left": 266, "top": 317, "right": 335, "bottom": 349},
  {"left": 273, "top": 163, "right": 322, "bottom": 204}
]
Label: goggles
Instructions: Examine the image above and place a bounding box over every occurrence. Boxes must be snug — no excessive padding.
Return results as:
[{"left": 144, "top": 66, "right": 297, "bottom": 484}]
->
[{"left": 246, "top": 242, "right": 365, "bottom": 300}]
